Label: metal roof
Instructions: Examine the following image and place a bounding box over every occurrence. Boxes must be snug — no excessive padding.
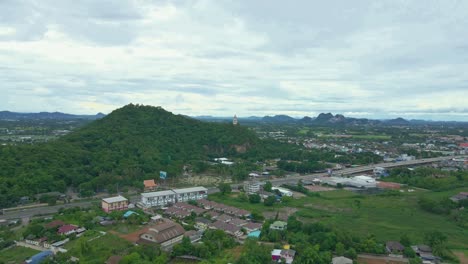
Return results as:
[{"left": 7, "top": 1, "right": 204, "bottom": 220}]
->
[
  {"left": 173, "top": 187, "right": 207, "bottom": 194},
  {"left": 102, "top": 195, "right": 128, "bottom": 203},
  {"left": 141, "top": 190, "right": 176, "bottom": 198}
]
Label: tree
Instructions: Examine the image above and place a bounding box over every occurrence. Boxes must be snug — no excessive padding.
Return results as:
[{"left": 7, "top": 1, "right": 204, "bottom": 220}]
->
[
  {"left": 264, "top": 181, "right": 272, "bottom": 192},
  {"left": 400, "top": 234, "right": 411, "bottom": 247},
  {"left": 172, "top": 236, "right": 193, "bottom": 256},
  {"left": 335, "top": 242, "right": 345, "bottom": 256},
  {"left": 219, "top": 183, "right": 232, "bottom": 195},
  {"left": 249, "top": 194, "right": 261, "bottom": 204},
  {"left": 264, "top": 196, "right": 276, "bottom": 206},
  {"left": 287, "top": 216, "right": 302, "bottom": 233}
]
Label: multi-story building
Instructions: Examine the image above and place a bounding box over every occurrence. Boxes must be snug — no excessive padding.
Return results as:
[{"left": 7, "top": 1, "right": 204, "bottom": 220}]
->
[
  {"left": 244, "top": 180, "right": 260, "bottom": 194},
  {"left": 101, "top": 195, "right": 128, "bottom": 212},
  {"left": 140, "top": 187, "right": 208, "bottom": 208},
  {"left": 173, "top": 187, "right": 208, "bottom": 202}
]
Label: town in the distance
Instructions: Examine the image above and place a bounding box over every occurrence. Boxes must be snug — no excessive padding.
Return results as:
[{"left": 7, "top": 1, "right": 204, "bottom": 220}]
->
[{"left": 0, "top": 104, "right": 467, "bottom": 264}]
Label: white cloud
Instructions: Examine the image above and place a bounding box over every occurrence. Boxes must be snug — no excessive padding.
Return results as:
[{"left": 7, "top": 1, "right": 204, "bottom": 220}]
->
[{"left": 0, "top": 0, "right": 467, "bottom": 120}]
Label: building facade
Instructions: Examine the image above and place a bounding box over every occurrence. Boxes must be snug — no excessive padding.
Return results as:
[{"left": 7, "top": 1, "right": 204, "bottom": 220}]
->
[
  {"left": 244, "top": 180, "right": 260, "bottom": 194},
  {"left": 140, "top": 187, "right": 208, "bottom": 208},
  {"left": 102, "top": 195, "right": 128, "bottom": 212}
]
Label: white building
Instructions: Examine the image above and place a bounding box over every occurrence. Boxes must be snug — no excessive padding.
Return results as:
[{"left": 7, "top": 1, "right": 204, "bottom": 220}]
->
[
  {"left": 173, "top": 187, "right": 208, "bottom": 202},
  {"left": 140, "top": 187, "right": 208, "bottom": 207},
  {"left": 141, "top": 190, "right": 176, "bottom": 207},
  {"left": 244, "top": 180, "right": 260, "bottom": 194},
  {"left": 271, "top": 187, "right": 293, "bottom": 197},
  {"left": 346, "top": 175, "right": 377, "bottom": 188}
]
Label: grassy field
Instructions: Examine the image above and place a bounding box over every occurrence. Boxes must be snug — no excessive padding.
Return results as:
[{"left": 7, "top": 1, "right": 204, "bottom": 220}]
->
[
  {"left": 209, "top": 188, "right": 468, "bottom": 249},
  {"left": 65, "top": 232, "right": 133, "bottom": 263},
  {"left": 0, "top": 246, "right": 40, "bottom": 263}
]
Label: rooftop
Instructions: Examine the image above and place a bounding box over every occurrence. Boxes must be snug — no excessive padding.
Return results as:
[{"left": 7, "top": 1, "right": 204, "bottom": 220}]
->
[
  {"left": 102, "top": 195, "right": 128, "bottom": 203},
  {"left": 141, "top": 190, "right": 176, "bottom": 198},
  {"left": 173, "top": 187, "right": 208, "bottom": 194}
]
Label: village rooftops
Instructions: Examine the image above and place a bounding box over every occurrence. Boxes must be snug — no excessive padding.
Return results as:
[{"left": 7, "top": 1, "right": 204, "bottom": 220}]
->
[
  {"left": 141, "top": 190, "right": 176, "bottom": 198},
  {"left": 173, "top": 187, "right": 208, "bottom": 194},
  {"left": 102, "top": 195, "right": 128, "bottom": 203}
]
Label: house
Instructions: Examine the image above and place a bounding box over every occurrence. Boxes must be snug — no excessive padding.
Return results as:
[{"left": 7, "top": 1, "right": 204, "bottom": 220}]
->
[
  {"left": 272, "top": 249, "right": 296, "bottom": 264},
  {"left": 247, "top": 230, "right": 261, "bottom": 238},
  {"left": 270, "top": 221, "right": 287, "bottom": 231},
  {"left": 123, "top": 210, "right": 139, "bottom": 218},
  {"left": 411, "top": 245, "right": 438, "bottom": 263},
  {"left": 210, "top": 220, "right": 243, "bottom": 237},
  {"left": 139, "top": 221, "right": 185, "bottom": 249},
  {"left": 165, "top": 207, "right": 191, "bottom": 219},
  {"left": 184, "top": 230, "right": 203, "bottom": 243},
  {"left": 217, "top": 214, "right": 232, "bottom": 223},
  {"left": 143, "top": 179, "right": 158, "bottom": 192},
  {"left": 386, "top": 241, "right": 405, "bottom": 254},
  {"left": 101, "top": 195, "right": 128, "bottom": 212},
  {"left": 244, "top": 222, "right": 263, "bottom": 233},
  {"left": 229, "top": 218, "right": 247, "bottom": 227},
  {"left": 194, "top": 217, "right": 211, "bottom": 230},
  {"left": 332, "top": 256, "right": 353, "bottom": 264},
  {"left": 450, "top": 192, "right": 468, "bottom": 202},
  {"left": 58, "top": 224, "right": 79, "bottom": 236}
]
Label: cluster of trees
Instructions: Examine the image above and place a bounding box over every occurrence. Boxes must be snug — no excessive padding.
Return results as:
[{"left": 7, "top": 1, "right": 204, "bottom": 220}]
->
[
  {"left": 172, "top": 229, "right": 236, "bottom": 260},
  {"left": 418, "top": 196, "right": 468, "bottom": 228},
  {"left": 0, "top": 104, "right": 262, "bottom": 207},
  {"left": 256, "top": 217, "right": 434, "bottom": 264},
  {"left": 386, "top": 167, "right": 468, "bottom": 191}
]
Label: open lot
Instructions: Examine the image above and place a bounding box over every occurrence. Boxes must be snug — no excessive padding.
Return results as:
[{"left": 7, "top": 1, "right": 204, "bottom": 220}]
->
[
  {"left": 0, "top": 246, "right": 40, "bottom": 264},
  {"left": 209, "top": 188, "right": 468, "bottom": 249}
]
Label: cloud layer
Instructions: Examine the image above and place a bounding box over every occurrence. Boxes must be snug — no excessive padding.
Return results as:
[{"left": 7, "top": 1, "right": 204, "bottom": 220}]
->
[{"left": 1, "top": 0, "right": 468, "bottom": 120}]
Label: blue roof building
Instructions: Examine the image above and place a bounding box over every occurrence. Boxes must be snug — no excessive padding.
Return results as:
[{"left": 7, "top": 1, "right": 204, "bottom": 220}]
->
[
  {"left": 247, "top": 230, "right": 261, "bottom": 238},
  {"left": 26, "top": 250, "right": 53, "bottom": 264}
]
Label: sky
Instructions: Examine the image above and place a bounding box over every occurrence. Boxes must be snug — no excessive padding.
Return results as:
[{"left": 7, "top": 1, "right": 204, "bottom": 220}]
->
[{"left": 1, "top": 0, "right": 468, "bottom": 121}]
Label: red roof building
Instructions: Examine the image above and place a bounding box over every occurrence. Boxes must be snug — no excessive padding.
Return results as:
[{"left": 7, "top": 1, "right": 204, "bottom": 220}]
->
[
  {"left": 460, "top": 143, "right": 468, "bottom": 148},
  {"left": 58, "top": 224, "right": 78, "bottom": 235}
]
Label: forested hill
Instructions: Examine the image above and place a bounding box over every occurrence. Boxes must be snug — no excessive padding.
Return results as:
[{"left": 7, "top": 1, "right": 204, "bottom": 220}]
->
[{"left": 0, "top": 104, "right": 259, "bottom": 207}]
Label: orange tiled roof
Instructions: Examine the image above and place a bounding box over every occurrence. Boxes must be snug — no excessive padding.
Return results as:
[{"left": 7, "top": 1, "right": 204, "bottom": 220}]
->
[{"left": 144, "top": 179, "right": 157, "bottom": 188}]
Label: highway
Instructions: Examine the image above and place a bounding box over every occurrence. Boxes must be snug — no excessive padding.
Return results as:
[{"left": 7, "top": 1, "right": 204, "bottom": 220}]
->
[{"left": 1, "top": 155, "right": 464, "bottom": 220}]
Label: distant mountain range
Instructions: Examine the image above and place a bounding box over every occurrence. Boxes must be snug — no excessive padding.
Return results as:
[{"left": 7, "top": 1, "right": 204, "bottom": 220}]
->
[
  {"left": 195, "top": 113, "right": 468, "bottom": 126},
  {"left": 0, "top": 111, "right": 105, "bottom": 120}
]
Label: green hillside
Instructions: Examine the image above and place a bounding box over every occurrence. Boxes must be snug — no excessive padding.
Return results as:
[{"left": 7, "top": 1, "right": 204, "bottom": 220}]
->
[{"left": 0, "top": 104, "right": 259, "bottom": 207}]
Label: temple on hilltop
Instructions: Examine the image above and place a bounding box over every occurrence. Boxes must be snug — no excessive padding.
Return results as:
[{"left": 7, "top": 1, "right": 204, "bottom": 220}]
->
[{"left": 233, "top": 114, "right": 238, "bottom": 125}]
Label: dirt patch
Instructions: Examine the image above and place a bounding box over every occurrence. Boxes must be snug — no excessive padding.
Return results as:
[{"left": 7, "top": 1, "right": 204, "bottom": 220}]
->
[
  {"left": 305, "top": 185, "right": 335, "bottom": 192},
  {"left": 454, "top": 251, "right": 468, "bottom": 264},
  {"left": 263, "top": 207, "right": 298, "bottom": 221},
  {"left": 109, "top": 227, "right": 150, "bottom": 243},
  {"left": 304, "top": 203, "right": 351, "bottom": 213}
]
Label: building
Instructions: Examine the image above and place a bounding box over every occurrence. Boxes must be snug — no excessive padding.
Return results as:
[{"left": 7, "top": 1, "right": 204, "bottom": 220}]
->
[
  {"left": 270, "top": 221, "right": 287, "bottom": 231},
  {"left": 332, "top": 256, "right": 353, "bottom": 264},
  {"left": 143, "top": 179, "right": 158, "bottom": 192},
  {"left": 272, "top": 249, "right": 296, "bottom": 264},
  {"left": 141, "top": 190, "right": 176, "bottom": 207},
  {"left": 346, "top": 176, "right": 377, "bottom": 188},
  {"left": 140, "top": 187, "right": 208, "bottom": 208},
  {"left": 139, "top": 221, "right": 185, "bottom": 249},
  {"left": 25, "top": 250, "right": 53, "bottom": 264},
  {"left": 101, "top": 195, "right": 128, "bottom": 212},
  {"left": 173, "top": 187, "right": 208, "bottom": 202},
  {"left": 386, "top": 241, "right": 405, "bottom": 254},
  {"left": 244, "top": 180, "right": 260, "bottom": 194},
  {"left": 450, "top": 192, "right": 468, "bottom": 202},
  {"left": 58, "top": 224, "right": 79, "bottom": 236},
  {"left": 272, "top": 187, "right": 293, "bottom": 197}
]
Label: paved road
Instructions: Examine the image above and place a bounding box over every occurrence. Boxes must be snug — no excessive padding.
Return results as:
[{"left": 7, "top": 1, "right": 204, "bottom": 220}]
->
[{"left": 1, "top": 156, "right": 463, "bottom": 220}]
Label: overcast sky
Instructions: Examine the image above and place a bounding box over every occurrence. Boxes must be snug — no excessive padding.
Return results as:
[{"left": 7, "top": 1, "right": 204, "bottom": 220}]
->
[{"left": 1, "top": 0, "right": 468, "bottom": 120}]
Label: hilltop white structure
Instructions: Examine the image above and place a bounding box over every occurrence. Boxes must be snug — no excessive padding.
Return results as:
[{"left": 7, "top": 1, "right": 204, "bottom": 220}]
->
[
  {"left": 244, "top": 180, "right": 260, "bottom": 194},
  {"left": 271, "top": 186, "right": 293, "bottom": 197}
]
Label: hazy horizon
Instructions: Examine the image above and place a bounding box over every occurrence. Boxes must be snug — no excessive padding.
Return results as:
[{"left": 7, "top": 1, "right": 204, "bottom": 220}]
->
[{"left": 1, "top": 1, "right": 468, "bottom": 121}]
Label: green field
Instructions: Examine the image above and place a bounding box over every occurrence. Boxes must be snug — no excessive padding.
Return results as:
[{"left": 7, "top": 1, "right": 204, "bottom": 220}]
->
[
  {"left": 0, "top": 246, "right": 40, "bottom": 263},
  {"left": 209, "top": 188, "right": 468, "bottom": 249}
]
